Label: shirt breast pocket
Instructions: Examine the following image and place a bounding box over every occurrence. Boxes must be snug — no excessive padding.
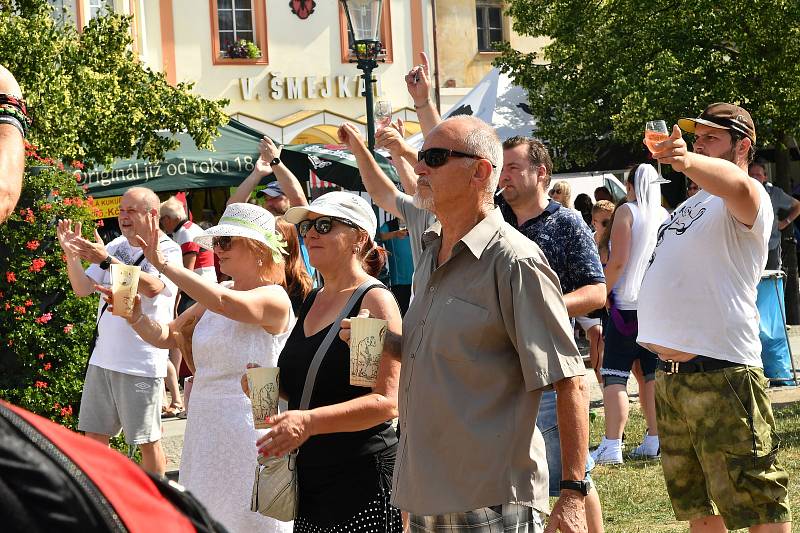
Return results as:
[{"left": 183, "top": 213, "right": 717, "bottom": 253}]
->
[{"left": 431, "top": 297, "right": 488, "bottom": 362}]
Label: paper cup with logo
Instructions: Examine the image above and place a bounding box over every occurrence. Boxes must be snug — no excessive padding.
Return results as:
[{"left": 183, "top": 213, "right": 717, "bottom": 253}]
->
[
  {"left": 110, "top": 264, "right": 141, "bottom": 319},
  {"left": 246, "top": 367, "right": 280, "bottom": 429},
  {"left": 349, "top": 317, "right": 388, "bottom": 387}
]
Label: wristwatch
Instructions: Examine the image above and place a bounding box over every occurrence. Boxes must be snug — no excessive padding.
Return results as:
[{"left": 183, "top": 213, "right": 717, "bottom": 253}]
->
[
  {"left": 99, "top": 256, "right": 113, "bottom": 270},
  {"left": 559, "top": 479, "right": 591, "bottom": 496},
  {"left": 270, "top": 157, "right": 281, "bottom": 166}
]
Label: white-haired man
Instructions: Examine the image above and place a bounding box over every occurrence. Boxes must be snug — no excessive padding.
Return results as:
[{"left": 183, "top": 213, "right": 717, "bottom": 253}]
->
[
  {"left": 58, "top": 186, "right": 182, "bottom": 476},
  {"left": 342, "top": 116, "right": 589, "bottom": 532}
]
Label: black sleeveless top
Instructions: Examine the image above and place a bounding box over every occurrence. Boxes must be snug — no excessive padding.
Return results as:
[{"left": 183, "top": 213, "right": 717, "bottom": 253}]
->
[{"left": 278, "top": 285, "right": 398, "bottom": 468}]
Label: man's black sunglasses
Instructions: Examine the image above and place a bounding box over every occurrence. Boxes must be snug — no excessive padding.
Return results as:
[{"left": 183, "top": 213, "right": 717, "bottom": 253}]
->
[
  {"left": 298, "top": 216, "right": 359, "bottom": 237},
  {"left": 417, "top": 148, "right": 496, "bottom": 168}
]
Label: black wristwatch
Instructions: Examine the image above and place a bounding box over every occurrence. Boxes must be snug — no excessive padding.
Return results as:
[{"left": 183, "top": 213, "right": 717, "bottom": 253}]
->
[
  {"left": 559, "top": 479, "right": 591, "bottom": 496},
  {"left": 99, "top": 256, "right": 113, "bottom": 270},
  {"left": 270, "top": 157, "right": 281, "bottom": 166}
]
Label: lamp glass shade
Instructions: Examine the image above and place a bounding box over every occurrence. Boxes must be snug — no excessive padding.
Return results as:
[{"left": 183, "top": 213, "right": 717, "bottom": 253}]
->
[{"left": 342, "top": 0, "right": 383, "bottom": 42}]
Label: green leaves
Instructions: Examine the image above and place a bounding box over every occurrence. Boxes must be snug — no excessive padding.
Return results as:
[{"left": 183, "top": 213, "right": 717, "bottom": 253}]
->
[
  {"left": 496, "top": 0, "right": 800, "bottom": 169},
  {"left": 0, "top": 0, "right": 227, "bottom": 168}
]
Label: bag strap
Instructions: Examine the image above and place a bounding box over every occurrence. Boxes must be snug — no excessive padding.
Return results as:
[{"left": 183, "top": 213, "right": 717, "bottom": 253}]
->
[
  {"left": 95, "top": 252, "right": 146, "bottom": 326},
  {"left": 298, "top": 279, "right": 381, "bottom": 410}
]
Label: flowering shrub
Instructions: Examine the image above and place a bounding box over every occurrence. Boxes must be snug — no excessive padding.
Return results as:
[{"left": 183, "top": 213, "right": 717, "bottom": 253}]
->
[
  {"left": 0, "top": 143, "right": 100, "bottom": 429},
  {"left": 226, "top": 39, "right": 261, "bottom": 59}
]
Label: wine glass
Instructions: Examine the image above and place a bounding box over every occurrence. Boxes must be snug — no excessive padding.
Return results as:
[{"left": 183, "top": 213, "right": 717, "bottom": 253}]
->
[
  {"left": 374, "top": 100, "right": 392, "bottom": 131},
  {"left": 644, "top": 120, "right": 671, "bottom": 184}
]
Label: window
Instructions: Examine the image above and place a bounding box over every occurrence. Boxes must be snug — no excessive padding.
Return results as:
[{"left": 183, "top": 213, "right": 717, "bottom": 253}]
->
[
  {"left": 88, "top": 0, "right": 112, "bottom": 20},
  {"left": 476, "top": 1, "right": 504, "bottom": 52},
  {"left": 210, "top": 0, "right": 268, "bottom": 64},
  {"left": 339, "top": 0, "right": 393, "bottom": 63}
]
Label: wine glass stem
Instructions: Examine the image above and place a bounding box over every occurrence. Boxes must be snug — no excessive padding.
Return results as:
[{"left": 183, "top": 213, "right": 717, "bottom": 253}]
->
[{"left": 657, "top": 161, "right": 662, "bottom": 179}]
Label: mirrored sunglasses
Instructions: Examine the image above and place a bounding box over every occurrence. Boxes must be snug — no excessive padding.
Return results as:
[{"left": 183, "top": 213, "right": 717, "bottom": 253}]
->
[
  {"left": 417, "top": 147, "right": 496, "bottom": 168},
  {"left": 298, "top": 216, "right": 359, "bottom": 237}
]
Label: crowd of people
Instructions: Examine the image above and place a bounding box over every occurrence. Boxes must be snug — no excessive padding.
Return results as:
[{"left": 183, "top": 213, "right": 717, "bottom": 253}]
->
[{"left": 0, "top": 52, "right": 795, "bottom": 533}]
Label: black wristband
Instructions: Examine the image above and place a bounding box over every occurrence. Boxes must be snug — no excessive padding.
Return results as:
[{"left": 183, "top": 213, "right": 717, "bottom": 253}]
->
[
  {"left": 559, "top": 479, "right": 591, "bottom": 496},
  {"left": 99, "top": 256, "right": 113, "bottom": 270},
  {"left": 270, "top": 157, "right": 281, "bottom": 166},
  {"left": 0, "top": 115, "right": 24, "bottom": 137}
]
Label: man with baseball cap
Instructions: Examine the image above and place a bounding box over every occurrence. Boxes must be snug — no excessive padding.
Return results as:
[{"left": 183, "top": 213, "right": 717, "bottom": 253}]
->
[
  {"left": 637, "top": 103, "right": 791, "bottom": 532},
  {"left": 255, "top": 181, "right": 291, "bottom": 217}
]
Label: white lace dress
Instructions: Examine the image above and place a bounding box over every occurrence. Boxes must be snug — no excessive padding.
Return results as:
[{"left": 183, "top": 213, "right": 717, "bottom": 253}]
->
[{"left": 179, "top": 306, "right": 294, "bottom": 533}]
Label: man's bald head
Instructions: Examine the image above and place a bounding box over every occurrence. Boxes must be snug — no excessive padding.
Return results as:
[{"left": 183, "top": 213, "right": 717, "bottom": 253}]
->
[
  {"left": 124, "top": 187, "right": 160, "bottom": 212},
  {"left": 432, "top": 116, "right": 503, "bottom": 193}
]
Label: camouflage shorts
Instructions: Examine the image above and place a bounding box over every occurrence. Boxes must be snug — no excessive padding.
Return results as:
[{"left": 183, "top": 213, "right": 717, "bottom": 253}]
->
[{"left": 655, "top": 365, "right": 791, "bottom": 530}]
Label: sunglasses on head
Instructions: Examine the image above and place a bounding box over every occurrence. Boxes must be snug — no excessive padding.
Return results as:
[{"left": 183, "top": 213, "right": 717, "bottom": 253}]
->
[
  {"left": 298, "top": 216, "right": 359, "bottom": 237},
  {"left": 417, "top": 148, "right": 496, "bottom": 168},
  {"left": 211, "top": 236, "right": 235, "bottom": 251}
]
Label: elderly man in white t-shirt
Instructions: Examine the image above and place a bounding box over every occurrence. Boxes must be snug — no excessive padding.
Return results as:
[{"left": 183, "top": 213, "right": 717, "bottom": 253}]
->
[
  {"left": 58, "top": 187, "right": 181, "bottom": 476},
  {"left": 638, "top": 103, "right": 791, "bottom": 532}
]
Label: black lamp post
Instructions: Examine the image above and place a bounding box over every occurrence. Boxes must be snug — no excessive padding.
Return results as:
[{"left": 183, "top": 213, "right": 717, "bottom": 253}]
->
[{"left": 340, "top": 0, "right": 385, "bottom": 153}]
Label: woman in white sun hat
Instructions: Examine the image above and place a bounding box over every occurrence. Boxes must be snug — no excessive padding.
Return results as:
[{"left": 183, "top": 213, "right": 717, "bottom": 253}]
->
[
  {"left": 256, "top": 191, "right": 403, "bottom": 532},
  {"left": 102, "top": 202, "right": 295, "bottom": 533}
]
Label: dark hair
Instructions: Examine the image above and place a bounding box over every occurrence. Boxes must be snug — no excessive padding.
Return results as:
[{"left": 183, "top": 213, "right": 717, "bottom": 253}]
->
[
  {"left": 594, "top": 186, "right": 612, "bottom": 202},
  {"left": 360, "top": 238, "right": 388, "bottom": 278},
  {"left": 730, "top": 129, "right": 757, "bottom": 164},
  {"left": 748, "top": 159, "right": 768, "bottom": 173},
  {"left": 503, "top": 136, "right": 553, "bottom": 187},
  {"left": 574, "top": 193, "right": 593, "bottom": 213},
  {"left": 275, "top": 217, "right": 313, "bottom": 305}
]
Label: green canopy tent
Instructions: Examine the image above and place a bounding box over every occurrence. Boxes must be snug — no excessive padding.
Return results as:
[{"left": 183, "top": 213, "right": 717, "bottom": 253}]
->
[{"left": 77, "top": 119, "right": 400, "bottom": 198}]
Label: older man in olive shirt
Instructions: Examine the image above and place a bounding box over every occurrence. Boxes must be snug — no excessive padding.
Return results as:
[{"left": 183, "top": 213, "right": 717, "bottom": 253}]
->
[{"left": 373, "top": 116, "right": 589, "bottom": 533}]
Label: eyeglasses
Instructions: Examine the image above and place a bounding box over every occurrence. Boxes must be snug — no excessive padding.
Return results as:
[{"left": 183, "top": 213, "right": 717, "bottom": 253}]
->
[
  {"left": 298, "top": 216, "right": 359, "bottom": 237},
  {"left": 417, "top": 148, "right": 496, "bottom": 168},
  {"left": 212, "top": 236, "right": 235, "bottom": 250}
]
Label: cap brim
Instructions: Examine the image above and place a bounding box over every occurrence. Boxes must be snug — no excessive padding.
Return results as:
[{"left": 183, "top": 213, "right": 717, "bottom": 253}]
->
[{"left": 678, "top": 117, "right": 731, "bottom": 134}]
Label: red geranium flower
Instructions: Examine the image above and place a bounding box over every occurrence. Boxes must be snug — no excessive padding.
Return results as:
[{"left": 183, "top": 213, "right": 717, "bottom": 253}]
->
[
  {"left": 29, "top": 258, "right": 46, "bottom": 272},
  {"left": 6, "top": 271, "right": 17, "bottom": 283},
  {"left": 13, "top": 306, "right": 25, "bottom": 314},
  {"left": 43, "top": 362, "right": 52, "bottom": 371},
  {"left": 25, "top": 240, "right": 40, "bottom": 250},
  {"left": 34, "top": 381, "right": 48, "bottom": 389},
  {"left": 35, "top": 312, "right": 53, "bottom": 324},
  {"left": 37, "top": 353, "right": 45, "bottom": 359},
  {"left": 63, "top": 323, "right": 74, "bottom": 334},
  {"left": 24, "top": 299, "right": 33, "bottom": 307}
]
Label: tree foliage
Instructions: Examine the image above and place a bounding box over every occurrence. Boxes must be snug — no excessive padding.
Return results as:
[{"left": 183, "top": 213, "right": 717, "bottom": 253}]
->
[
  {"left": 495, "top": 0, "right": 800, "bottom": 168},
  {"left": 0, "top": 0, "right": 228, "bottom": 167}
]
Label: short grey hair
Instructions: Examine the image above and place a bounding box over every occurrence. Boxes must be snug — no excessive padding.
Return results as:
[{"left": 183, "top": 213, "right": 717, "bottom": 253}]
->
[
  {"left": 160, "top": 196, "right": 186, "bottom": 219},
  {"left": 445, "top": 116, "right": 503, "bottom": 194},
  {"left": 125, "top": 186, "right": 160, "bottom": 212}
]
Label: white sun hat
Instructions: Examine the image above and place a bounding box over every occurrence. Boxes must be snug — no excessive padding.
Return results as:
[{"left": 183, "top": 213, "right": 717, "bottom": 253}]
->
[
  {"left": 283, "top": 191, "right": 377, "bottom": 239},
  {"left": 194, "top": 203, "right": 288, "bottom": 262}
]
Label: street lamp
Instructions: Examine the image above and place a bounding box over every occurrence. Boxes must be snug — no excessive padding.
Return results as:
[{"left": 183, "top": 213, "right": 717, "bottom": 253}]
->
[{"left": 340, "top": 0, "right": 384, "bottom": 153}]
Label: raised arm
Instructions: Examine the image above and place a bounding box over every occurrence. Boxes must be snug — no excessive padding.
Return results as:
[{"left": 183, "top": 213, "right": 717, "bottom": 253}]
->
[
  {"left": 0, "top": 64, "right": 24, "bottom": 223},
  {"left": 57, "top": 219, "right": 96, "bottom": 297},
  {"left": 654, "top": 124, "right": 760, "bottom": 226},
  {"left": 405, "top": 52, "right": 441, "bottom": 136},
  {"left": 227, "top": 154, "right": 272, "bottom": 206},
  {"left": 257, "top": 288, "right": 402, "bottom": 458},
  {"left": 135, "top": 212, "right": 291, "bottom": 332},
  {"left": 338, "top": 123, "right": 403, "bottom": 219},
  {"left": 376, "top": 121, "right": 419, "bottom": 195},
  {"left": 259, "top": 137, "right": 307, "bottom": 207}
]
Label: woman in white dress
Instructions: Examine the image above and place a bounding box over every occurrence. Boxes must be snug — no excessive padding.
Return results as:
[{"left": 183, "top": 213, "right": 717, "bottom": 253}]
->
[{"left": 105, "top": 203, "right": 296, "bottom": 533}]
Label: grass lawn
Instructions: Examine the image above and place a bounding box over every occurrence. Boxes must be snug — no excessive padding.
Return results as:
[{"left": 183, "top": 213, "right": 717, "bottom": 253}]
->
[{"left": 583, "top": 400, "right": 800, "bottom": 532}]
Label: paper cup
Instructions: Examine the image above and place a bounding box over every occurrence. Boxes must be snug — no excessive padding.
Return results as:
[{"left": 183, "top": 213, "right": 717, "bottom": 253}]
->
[
  {"left": 110, "top": 264, "right": 141, "bottom": 318},
  {"left": 246, "top": 367, "right": 280, "bottom": 429},
  {"left": 349, "top": 317, "right": 388, "bottom": 387}
]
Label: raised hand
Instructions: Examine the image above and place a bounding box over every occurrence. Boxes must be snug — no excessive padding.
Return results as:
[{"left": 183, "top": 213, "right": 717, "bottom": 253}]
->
[
  {"left": 337, "top": 123, "right": 367, "bottom": 151},
  {"left": 71, "top": 226, "right": 108, "bottom": 264},
  {"left": 259, "top": 137, "right": 282, "bottom": 163},
  {"left": 56, "top": 219, "right": 82, "bottom": 258},
  {"left": 405, "top": 52, "right": 431, "bottom": 106},
  {"left": 375, "top": 121, "right": 408, "bottom": 155},
  {"left": 651, "top": 125, "right": 690, "bottom": 173},
  {"left": 133, "top": 212, "right": 167, "bottom": 271}
]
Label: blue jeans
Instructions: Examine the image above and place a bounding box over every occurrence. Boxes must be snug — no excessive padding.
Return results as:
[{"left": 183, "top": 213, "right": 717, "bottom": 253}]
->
[{"left": 536, "top": 390, "right": 594, "bottom": 497}]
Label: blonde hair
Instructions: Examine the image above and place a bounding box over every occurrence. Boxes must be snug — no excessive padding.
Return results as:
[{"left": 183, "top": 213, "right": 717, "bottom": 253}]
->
[
  {"left": 239, "top": 238, "right": 286, "bottom": 287},
  {"left": 592, "top": 200, "right": 615, "bottom": 215},
  {"left": 550, "top": 180, "right": 572, "bottom": 208},
  {"left": 159, "top": 196, "right": 186, "bottom": 219}
]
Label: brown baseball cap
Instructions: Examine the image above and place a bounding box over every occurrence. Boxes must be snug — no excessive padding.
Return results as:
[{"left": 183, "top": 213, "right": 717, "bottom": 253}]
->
[{"left": 678, "top": 102, "right": 756, "bottom": 143}]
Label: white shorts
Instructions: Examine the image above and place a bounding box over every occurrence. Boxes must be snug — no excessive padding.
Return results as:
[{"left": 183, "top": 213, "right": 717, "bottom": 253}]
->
[
  {"left": 575, "top": 315, "right": 601, "bottom": 332},
  {"left": 78, "top": 365, "right": 162, "bottom": 444}
]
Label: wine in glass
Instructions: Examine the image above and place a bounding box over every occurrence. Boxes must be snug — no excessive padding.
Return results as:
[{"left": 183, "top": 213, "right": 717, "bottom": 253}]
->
[
  {"left": 645, "top": 120, "right": 671, "bottom": 184},
  {"left": 374, "top": 100, "right": 392, "bottom": 131}
]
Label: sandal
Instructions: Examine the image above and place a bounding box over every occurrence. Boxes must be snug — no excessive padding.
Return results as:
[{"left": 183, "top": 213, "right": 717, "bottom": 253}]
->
[{"left": 161, "top": 406, "right": 182, "bottom": 419}]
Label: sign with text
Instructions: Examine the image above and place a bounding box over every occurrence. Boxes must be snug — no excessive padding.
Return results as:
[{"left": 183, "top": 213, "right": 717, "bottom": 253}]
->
[
  {"left": 239, "top": 73, "right": 384, "bottom": 101},
  {"left": 93, "top": 195, "right": 122, "bottom": 219}
]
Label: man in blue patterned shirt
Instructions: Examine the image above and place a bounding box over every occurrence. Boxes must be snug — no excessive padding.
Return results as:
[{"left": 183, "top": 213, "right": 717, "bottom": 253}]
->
[{"left": 497, "top": 136, "right": 607, "bottom": 532}]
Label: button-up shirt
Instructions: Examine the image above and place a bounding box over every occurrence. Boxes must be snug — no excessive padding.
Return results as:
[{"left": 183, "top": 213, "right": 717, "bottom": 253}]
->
[
  {"left": 498, "top": 197, "right": 605, "bottom": 296},
  {"left": 391, "top": 208, "right": 585, "bottom": 516}
]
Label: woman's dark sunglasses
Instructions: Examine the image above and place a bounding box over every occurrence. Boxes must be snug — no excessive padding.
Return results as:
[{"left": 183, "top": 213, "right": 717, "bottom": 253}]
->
[
  {"left": 417, "top": 148, "right": 496, "bottom": 168},
  {"left": 211, "top": 236, "right": 235, "bottom": 250},
  {"left": 298, "top": 216, "right": 358, "bottom": 237}
]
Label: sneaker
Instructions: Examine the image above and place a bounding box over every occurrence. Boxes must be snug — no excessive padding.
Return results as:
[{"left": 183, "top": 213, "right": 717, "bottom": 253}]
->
[
  {"left": 590, "top": 437, "right": 623, "bottom": 465},
  {"left": 631, "top": 435, "right": 660, "bottom": 459}
]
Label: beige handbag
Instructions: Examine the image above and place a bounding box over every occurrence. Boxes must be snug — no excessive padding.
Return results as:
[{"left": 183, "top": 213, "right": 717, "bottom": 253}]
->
[{"left": 250, "top": 280, "right": 380, "bottom": 522}]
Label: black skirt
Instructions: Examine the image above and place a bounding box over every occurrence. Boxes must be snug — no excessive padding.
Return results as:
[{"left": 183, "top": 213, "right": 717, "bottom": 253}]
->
[{"left": 294, "top": 444, "right": 402, "bottom": 532}]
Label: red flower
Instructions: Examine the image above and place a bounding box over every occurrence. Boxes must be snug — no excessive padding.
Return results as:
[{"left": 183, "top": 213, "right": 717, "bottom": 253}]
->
[
  {"left": 72, "top": 160, "right": 85, "bottom": 170},
  {"left": 13, "top": 306, "right": 25, "bottom": 314},
  {"left": 63, "top": 323, "right": 74, "bottom": 334},
  {"left": 35, "top": 312, "right": 53, "bottom": 324},
  {"left": 52, "top": 189, "right": 60, "bottom": 196},
  {"left": 37, "top": 353, "right": 45, "bottom": 359},
  {"left": 40, "top": 203, "right": 53, "bottom": 211},
  {"left": 29, "top": 258, "right": 46, "bottom": 273},
  {"left": 97, "top": 219, "right": 105, "bottom": 227},
  {"left": 82, "top": 185, "right": 89, "bottom": 192},
  {"left": 24, "top": 299, "right": 33, "bottom": 307},
  {"left": 4, "top": 303, "right": 10, "bottom": 310},
  {"left": 25, "top": 240, "right": 40, "bottom": 250},
  {"left": 43, "top": 362, "right": 52, "bottom": 371},
  {"left": 63, "top": 197, "right": 73, "bottom": 206},
  {"left": 0, "top": 290, "right": 4, "bottom": 298},
  {"left": 60, "top": 405, "right": 73, "bottom": 417},
  {"left": 34, "top": 381, "right": 48, "bottom": 389},
  {"left": 6, "top": 271, "right": 17, "bottom": 283}
]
